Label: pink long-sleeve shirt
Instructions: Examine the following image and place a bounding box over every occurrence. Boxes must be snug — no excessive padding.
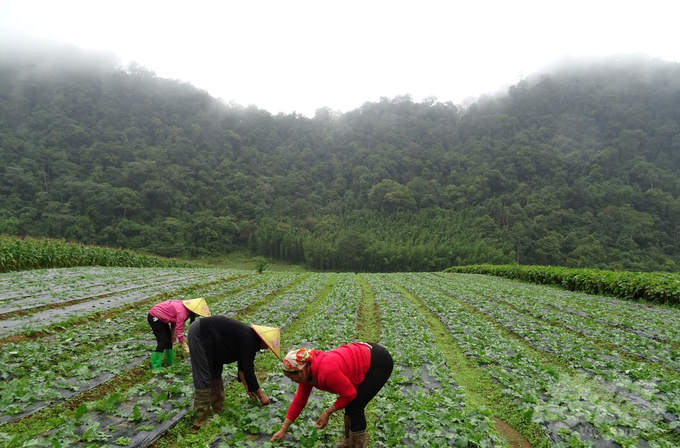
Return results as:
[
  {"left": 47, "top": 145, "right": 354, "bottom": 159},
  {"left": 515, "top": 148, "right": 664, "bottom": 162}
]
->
[
  {"left": 149, "top": 300, "right": 190, "bottom": 342},
  {"left": 286, "top": 342, "right": 372, "bottom": 422}
]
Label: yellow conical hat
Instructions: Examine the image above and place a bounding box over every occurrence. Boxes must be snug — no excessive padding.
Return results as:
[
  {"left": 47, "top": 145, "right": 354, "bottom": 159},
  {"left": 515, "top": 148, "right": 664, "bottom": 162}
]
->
[
  {"left": 182, "top": 298, "right": 210, "bottom": 317},
  {"left": 251, "top": 324, "right": 281, "bottom": 359}
]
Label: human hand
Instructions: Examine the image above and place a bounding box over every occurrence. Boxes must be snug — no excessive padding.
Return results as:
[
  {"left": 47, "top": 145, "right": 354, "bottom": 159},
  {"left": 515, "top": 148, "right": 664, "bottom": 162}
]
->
[
  {"left": 271, "top": 428, "right": 287, "bottom": 441},
  {"left": 181, "top": 341, "right": 190, "bottom": 356},
  {"left": 315, "top": 410, "right": 330, "bottom": 429},
  {"left": 257, "top": 390, "right": 270, "bottom": 406},
  {"left": 171, "top": 334, "right": 177, "bottom": 344}
]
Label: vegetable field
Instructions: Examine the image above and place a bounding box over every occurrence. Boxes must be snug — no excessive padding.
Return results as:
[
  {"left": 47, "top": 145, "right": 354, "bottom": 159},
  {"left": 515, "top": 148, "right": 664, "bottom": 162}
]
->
[{"left": 1, "top": 269, "right": 680, "bottom": 448}]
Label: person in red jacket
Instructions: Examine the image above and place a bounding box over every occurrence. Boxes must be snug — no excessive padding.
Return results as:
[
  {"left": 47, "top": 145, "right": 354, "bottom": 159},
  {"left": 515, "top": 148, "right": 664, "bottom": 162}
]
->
[{"left": 271, "top": 342, "right": 393, "bottom": 448}]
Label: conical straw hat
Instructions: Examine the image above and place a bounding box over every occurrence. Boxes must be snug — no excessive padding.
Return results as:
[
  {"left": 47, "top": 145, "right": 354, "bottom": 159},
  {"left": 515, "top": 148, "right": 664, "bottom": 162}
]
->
[
  {"left": 251, "top": 324, "right": 281, "bottom": 359},
  {"left": 182, "top": 297, "right": 210, "bottom": 317}
]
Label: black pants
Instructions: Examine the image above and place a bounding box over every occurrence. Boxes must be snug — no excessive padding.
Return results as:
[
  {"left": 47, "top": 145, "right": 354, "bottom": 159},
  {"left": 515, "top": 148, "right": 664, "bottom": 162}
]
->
[
  {"left": 148, "top": 313, "right": 172, "bottom": 353},
  {"left": 187, "top": 319, "right": 221, "bottom": 389},
  {"left": 344, "top": 343, "right": 394, "bottom": 432}
]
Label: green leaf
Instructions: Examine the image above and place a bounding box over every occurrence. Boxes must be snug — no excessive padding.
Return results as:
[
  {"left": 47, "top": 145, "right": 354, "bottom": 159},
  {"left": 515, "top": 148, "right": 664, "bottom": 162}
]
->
[
  {"left": 74, "top": 403, "right": 88, "bottom": 420},
  {"left": 454, "top": 436, "right": 469, "bottom": 447}
]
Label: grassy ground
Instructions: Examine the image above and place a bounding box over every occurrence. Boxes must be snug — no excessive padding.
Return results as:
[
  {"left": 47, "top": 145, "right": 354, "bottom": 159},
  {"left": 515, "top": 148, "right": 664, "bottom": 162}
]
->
[{"left": 179, "top": 251, "right": 309, "bottom": 272}]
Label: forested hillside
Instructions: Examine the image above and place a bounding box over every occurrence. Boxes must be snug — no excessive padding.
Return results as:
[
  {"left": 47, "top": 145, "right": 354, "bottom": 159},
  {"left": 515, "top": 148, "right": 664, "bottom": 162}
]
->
[{"left": 1, "top": 45, "right": 679, "bottom": 272}]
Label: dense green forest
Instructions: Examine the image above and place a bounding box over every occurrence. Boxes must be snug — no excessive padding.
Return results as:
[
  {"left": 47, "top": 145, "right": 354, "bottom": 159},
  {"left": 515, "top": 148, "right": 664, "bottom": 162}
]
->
[{"left": 1, "top": 44, "right": 679, "bottom": 272}]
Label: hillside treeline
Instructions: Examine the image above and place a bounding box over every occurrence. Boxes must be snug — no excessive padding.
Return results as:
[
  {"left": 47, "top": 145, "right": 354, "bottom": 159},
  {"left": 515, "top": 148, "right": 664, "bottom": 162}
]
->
[{"left": 1, "top": 45, "right": 679, "bottom": 271}]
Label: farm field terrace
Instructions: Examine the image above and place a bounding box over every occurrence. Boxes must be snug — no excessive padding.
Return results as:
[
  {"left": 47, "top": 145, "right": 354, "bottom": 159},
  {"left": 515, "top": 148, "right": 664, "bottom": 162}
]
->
[{"left": 1, "top": 269, "right": 679, "bottom": 447}]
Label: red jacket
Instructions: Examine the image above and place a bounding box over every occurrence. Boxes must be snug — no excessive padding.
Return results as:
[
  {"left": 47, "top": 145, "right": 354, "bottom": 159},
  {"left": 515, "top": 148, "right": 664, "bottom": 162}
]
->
[{"left": 286, "top": 342, "right": 371, "bottom": 421}]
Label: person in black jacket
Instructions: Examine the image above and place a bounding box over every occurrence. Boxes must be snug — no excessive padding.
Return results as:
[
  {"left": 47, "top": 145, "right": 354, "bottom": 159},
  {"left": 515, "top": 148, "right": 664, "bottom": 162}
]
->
[{"left": 187, "top": 316, "right": 281, "bottom": 428}]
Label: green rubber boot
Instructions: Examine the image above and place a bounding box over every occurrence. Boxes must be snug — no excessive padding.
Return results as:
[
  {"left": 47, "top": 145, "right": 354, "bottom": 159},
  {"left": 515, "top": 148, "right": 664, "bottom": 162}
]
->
[
  {"left": 151, "top": 352, "right": 163, "bottom": 373},
  {"left": 164, "top": 349, "right": 175, "bottom": 367}
]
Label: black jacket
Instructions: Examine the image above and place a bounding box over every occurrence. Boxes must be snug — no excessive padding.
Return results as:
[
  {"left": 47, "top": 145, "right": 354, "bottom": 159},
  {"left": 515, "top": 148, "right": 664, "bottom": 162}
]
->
[{"left": 198, "top": 316, "right": 262, "bottom": 391}]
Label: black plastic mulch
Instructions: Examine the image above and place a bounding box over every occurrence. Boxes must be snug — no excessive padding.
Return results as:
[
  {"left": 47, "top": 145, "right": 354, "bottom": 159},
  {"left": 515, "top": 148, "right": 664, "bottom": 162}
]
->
[
  {"left": 209, "top": 374, "right": 339, "bottom": 448},
  {"left": 0, "top": 340, "right": 155, "bottom": 425},
  {"left": 67, "top": 361, "right": 199, "bottom": 448}
]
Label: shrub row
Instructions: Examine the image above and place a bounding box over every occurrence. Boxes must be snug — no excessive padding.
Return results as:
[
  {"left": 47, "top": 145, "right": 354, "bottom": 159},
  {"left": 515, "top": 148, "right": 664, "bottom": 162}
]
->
[
  {"left": 444, "top": 264, "right": 680, "bottom": 306},
  {"left": 0, "top": 236, "right": 199, "bottom": 272}
]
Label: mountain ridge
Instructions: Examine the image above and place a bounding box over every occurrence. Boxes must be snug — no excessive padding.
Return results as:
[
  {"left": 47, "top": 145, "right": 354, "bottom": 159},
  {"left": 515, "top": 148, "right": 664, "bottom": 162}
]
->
[{"left": 1, "top": 48, "right": 679, "bottom": 272}]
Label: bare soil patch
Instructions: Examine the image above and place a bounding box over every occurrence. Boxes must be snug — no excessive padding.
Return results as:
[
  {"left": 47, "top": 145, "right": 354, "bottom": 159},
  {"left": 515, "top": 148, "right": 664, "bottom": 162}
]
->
[{"left": 494, "top": 417, "right": 535, "bottom": 448}]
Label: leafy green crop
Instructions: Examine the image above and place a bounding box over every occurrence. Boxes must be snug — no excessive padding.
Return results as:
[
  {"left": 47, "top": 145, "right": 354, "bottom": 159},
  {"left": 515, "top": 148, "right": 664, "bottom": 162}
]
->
[
  {"left": 0, "top": 235, "right": 200, "bottom": 272},
  {"left": 446, "top": 264, "right": 680, "bottom": 305}
]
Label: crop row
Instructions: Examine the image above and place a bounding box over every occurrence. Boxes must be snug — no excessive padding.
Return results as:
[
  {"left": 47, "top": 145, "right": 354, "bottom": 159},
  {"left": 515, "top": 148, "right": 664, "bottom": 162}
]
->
[
  {"left": 0, "top": 273, "right": 265, "bottom": 371},
  {"left": 0, "top": 272, "right": 306, "bottom": 447},
  {"left": 295, "top": 273, "right": 362, "bottom": 351},
  {"left": 0, "top": 269, "right": 236, "bottom": 337},
  {"left": 213, "top": 273, "right": 357, "bottom": 447},
  {"left": 0, "top": 273, "right": 201, "bottom": 315},
  {"left": 210, "top": 273, "right": 506, "bottom": 447},
  {"left": 0, "top": 274, "right": 290, "bottom": 422},
  {"left": 102, "top": 273, "right": 328, "bottom": 447},
  {"left": 8, "top": 270, "right": 679, "bottom": 447},
  {"left": 365, "top": 274, "right": 508, "bottom": 447},
  {"left": 0, "top": 267, "right": 191, "bottom": 300},
  {"left": 64, "top": 274, "right": 329, "bottom": 448},
  {"left": 432, "top": 274, "right": 680, "bottom": 425},
  {"left": 395, "top": 273, "right": 678, "bottom": 447},
  {"left": 461, "top": 274, "right": 680, "bottom": 345},
  {"left": 440, "top": 274, "right": 680, "bottom": 371},
  {"left": 445, "top": 264, "right": 680, "bottom": 305}
]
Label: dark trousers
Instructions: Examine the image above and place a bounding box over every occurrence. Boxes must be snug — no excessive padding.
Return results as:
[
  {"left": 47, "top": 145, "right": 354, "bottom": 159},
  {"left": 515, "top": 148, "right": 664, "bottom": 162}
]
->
[
  {"left": 148, "top": 313, "right": 172, "bottom": 353},
  {"left": 188, "top": 319, "right": 221, "bottom": 389},
  {"left": 344, "top": 343, "right": 394, "bottom": 432}
]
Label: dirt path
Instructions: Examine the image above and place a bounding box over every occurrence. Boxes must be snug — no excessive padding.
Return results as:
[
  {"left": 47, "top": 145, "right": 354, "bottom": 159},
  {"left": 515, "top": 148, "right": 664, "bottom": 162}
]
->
[{"left": 494, "top": 418, "right": 535, "bottom": 448}]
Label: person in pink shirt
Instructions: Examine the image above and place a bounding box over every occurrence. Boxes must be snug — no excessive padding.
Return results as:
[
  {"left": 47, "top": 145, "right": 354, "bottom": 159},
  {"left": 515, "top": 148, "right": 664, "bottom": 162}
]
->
[
  {"left": 271, "top": 342, "right": 393, "bottom": 448},
  {"left": 147, "top": 297, "right": 210, "bottom": 372}
]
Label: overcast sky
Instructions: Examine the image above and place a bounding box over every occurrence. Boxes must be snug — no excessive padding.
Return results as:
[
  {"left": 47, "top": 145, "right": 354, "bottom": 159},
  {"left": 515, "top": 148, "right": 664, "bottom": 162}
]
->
[{"left": 1, "top": 0, "right": 679, "bottom": 117}]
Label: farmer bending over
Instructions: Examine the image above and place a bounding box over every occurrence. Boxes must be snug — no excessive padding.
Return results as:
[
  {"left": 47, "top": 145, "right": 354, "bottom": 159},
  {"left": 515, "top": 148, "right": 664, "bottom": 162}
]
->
[
  {"left": 188, "top": 316, "right": 280, "bottom": 428},
  {"left": 147, "top": 297, "right": 210, "bottom": 372},
  {"left": 271, "top": 342, "right": 393, "bottom": 447}
]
